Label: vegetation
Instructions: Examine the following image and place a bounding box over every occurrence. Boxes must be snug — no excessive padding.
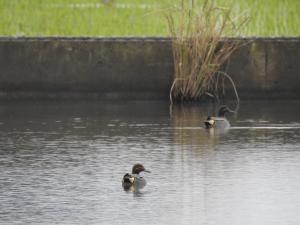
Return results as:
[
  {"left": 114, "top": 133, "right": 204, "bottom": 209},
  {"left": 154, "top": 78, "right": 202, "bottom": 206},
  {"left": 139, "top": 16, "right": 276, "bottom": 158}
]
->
[
  {"left": 168, "top": 0, "right": 246, "bottom": 102},
  {"left": 0, "top": 0, "right": 299, "bottom": 36}
]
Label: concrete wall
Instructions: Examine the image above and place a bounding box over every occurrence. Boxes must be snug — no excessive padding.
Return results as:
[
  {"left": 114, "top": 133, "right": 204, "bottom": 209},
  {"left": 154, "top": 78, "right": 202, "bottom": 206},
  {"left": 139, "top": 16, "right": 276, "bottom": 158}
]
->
[
  {"left": 0, "top": 37, "right": 299, "bottom": 100},
  {"left": 226, "top": 38, "right": 300, "bottom": 100}
]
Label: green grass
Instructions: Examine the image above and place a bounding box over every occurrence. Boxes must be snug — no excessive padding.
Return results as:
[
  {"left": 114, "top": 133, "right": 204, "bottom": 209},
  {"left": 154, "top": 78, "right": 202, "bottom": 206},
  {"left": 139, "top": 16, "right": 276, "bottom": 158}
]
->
[{"left": 0, "top": 0, "right": 299, "bottom": 36}]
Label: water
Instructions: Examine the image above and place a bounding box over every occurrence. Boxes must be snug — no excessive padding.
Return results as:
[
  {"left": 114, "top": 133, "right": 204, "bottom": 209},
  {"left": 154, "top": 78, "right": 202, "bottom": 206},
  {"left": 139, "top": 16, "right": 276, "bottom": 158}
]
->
[{"left": 0, "top": 100, "right": 299, "bottom": 225}]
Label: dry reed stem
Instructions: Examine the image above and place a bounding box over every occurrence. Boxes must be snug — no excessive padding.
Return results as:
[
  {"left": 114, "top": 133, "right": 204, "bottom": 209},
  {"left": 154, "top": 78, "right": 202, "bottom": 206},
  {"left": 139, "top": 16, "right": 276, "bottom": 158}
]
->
[{"left": 167, "top": 0, "right": 249, "bottom": 102}]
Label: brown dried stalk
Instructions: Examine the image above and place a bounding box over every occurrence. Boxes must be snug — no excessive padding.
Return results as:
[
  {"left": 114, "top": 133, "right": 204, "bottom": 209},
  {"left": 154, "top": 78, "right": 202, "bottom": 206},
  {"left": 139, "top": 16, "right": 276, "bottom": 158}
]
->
[{"left": 167, "top": 0, "right": 249, "bottom": 103}]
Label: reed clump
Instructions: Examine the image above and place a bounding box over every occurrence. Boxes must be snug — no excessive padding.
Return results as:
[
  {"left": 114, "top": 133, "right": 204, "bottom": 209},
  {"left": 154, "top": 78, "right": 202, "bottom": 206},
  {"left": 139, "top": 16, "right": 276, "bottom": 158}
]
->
[{"left": 167, "top": 1, "right": 248, "bottom": 102}]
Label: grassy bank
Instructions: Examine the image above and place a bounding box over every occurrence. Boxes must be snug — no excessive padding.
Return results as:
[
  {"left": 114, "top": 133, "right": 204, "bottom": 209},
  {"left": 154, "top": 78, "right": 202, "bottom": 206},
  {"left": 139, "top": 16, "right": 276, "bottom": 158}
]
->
[{"left": 0, "top": 0, "right": 299, "bottom": 36}]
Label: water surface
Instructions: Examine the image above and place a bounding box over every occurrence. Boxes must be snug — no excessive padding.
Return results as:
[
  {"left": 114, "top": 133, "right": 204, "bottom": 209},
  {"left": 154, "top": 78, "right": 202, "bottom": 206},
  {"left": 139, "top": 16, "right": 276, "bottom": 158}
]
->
[{"left": 0, "top": 101, "right": 299, "bottom": 225}]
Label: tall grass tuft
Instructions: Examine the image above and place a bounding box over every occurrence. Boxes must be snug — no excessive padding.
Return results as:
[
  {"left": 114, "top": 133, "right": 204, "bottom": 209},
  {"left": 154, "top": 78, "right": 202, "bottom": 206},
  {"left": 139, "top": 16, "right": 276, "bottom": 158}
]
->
[{"left": 167, "top": 0, "right": 248, "bottom": 102}]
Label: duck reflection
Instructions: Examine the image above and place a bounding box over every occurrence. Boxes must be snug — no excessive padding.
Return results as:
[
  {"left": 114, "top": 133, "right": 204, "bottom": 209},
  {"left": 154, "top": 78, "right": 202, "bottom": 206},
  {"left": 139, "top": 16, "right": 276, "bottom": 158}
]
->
[{"left": 123, "top": 184, "right": 145, "bottom": 197}]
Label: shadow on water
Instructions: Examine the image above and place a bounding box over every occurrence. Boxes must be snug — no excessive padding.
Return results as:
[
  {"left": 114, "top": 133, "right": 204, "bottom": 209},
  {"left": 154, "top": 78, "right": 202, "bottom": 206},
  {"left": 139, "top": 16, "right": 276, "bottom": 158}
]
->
[{"left": 0, "top": 100, "right": 300, "bottom": 225}]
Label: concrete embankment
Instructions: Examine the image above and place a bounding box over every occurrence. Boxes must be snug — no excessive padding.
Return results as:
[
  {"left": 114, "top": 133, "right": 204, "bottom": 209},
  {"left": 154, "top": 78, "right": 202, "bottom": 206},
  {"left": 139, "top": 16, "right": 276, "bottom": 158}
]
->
[{"left": 0, "top": 37, "right": 299, "bottom": 100}]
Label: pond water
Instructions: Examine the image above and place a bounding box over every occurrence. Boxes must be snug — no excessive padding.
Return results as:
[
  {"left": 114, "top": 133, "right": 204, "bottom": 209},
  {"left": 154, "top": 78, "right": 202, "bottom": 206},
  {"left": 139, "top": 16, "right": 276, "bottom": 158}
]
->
[{"left": 0, "top": 100, "right": 299, "bottom": 225}]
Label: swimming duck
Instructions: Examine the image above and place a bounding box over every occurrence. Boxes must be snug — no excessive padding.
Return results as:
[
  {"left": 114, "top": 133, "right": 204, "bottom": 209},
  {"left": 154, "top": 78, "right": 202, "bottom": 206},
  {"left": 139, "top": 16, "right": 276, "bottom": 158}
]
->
[
  {"left": 204, "top": 105, "right": 233, "bottom": 129},
  {"left": 122, "top": 164, "right": 150, "bottom": 191}
]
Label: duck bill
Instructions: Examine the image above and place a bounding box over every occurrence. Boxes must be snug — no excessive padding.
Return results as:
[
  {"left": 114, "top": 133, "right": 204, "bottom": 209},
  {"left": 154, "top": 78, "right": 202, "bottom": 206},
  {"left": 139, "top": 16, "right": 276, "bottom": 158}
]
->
[{"left": 144, "top": 169, "right": 151, "bottom": 173}]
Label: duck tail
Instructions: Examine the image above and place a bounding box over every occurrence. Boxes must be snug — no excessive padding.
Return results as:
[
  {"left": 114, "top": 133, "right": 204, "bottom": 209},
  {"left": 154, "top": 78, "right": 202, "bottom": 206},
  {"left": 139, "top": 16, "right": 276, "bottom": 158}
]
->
[
  {"left": 122, "top": 173, "right": 134, "bottom": 184},
  {"left": 204, "top": 117, "right": 215, "bottom": 129}
]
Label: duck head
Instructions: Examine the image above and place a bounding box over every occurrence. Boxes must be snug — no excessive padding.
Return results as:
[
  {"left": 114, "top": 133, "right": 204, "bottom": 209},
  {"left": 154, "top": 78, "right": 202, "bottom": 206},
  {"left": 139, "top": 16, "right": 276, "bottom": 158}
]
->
[
  {"left": 217, "top": 105, "right": 234, "bottom": 117},
  {"left": 132, "top": 164, "right": 151, "bottom": 174}
]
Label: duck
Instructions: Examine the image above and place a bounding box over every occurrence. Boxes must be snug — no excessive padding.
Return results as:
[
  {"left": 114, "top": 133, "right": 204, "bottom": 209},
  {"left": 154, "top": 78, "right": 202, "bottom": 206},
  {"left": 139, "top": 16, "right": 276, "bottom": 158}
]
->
[
  {"left": 122, "top": 164, "right": 150, "bottom": 191},
  {"left": 204, "top": 105, "right": 234, "bottom": 129}
]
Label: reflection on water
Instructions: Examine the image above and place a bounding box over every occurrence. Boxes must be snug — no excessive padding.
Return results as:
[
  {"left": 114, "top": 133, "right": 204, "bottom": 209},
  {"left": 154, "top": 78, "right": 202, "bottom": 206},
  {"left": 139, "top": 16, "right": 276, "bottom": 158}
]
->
[{"left": 0, "top": 100, "right": 299, "bottom": 225}]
